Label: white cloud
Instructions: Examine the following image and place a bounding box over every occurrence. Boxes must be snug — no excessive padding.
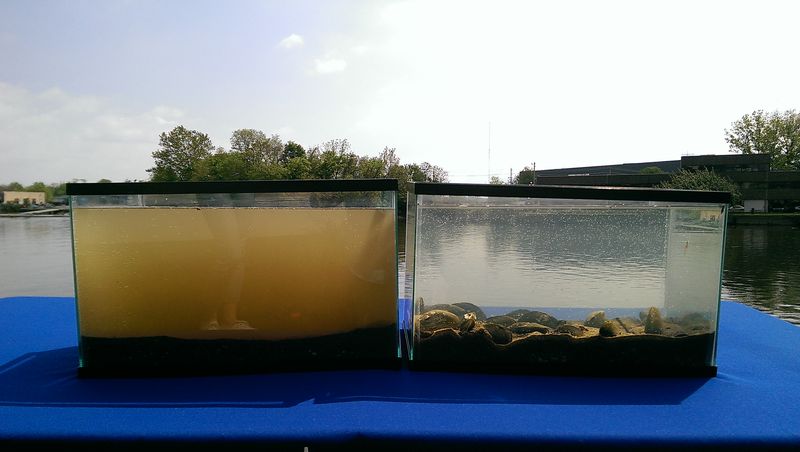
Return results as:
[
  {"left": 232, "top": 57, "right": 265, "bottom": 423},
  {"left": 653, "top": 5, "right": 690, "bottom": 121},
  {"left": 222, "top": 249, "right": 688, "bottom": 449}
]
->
[
  {"left": 339, "top": 0, "right": 800, "bottom": 182},
  {"left": 351, "top": 44, "right": 369, "bottom": 55},
  {"left": 274, "top": 125, "right": 296, "bottom": 137},
  {"left": 314, "top": 57, "right": 347, "bottom": 74},
  {"left": 278, "top": 33, "right": 304, "bottom": 49},
  {"left": 150, "top": 105, "right": 185, "bottom": 125},
  {"left": 4, "top": 1, "right": 798, "bottom": 187},
  {"left": 0, "top": 81, "right": 185, "bottom": 184}
]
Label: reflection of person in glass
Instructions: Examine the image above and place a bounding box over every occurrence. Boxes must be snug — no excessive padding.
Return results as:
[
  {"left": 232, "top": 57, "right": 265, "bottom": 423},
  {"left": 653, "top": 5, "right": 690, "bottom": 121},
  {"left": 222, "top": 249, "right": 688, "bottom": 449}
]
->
[{"left": 203, "top": 207, "right": 254, "bottom": 331}]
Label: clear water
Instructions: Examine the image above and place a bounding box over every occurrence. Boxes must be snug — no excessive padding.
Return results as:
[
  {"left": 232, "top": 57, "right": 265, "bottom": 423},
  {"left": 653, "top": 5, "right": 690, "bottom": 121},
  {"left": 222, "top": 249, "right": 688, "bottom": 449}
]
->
[{"left": 410, "top": 206, "right": 725, "bottom": 319}]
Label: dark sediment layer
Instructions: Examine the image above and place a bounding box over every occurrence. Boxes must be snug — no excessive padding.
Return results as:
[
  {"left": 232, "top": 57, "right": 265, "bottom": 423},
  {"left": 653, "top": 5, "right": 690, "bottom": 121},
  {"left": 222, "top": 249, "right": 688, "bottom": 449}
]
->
[
  {"left": 413, "top": 329, "right": 716, "bottom": 376},
  {"left": 413, "top": 305, "right": 717, "bottom": 376},
  {"left": 79, "top": 324, "right": 398, "bottom": 377}
]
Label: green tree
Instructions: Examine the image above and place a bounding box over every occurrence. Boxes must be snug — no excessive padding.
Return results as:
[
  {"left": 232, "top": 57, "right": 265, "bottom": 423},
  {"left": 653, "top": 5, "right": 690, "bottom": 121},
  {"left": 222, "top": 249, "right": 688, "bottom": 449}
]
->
[
  {"left": 307, "top": 139, "right": 359, "bottom": 179},
  {"left": 252, "top": 163, "right": 289, "bottom": 180},
  {"left": 97, "top": 178, "right": 112, "bottom": 183},
  {"left": 141, "top": 126, "right": 452, "bottom": 198},
  {"left": 489, "top": 176, "right": 505, "bottom": 185},
  {"left": 0, "top": 203, "right": 22, "bottom": 213},
  {"left": 356, "top": 156, "right": 386, "bottom": 178},
  {"left": 338, "top": 152, "right": 359, "bottom": 179},
  {"left": 6, "top": 182, "right": 24, "bottom": 191},
  {"left": 311, "top": 149, "right": 340, "bottom": 179},
  {"left": 148, "top": 126, "right": 214, "bottom": 181},
  {"left": 230, "top": 129, "right": 283, "bottom": 167},
  {"left": 657, "top": 169, "right": 741, "bottom": 205},
  {"left": 192, "top": 151, "right": 250, "bottom": 181},
  {"left": 404, "top": 163, "right": 426, "bottom": 182},
  {"left": 419, "top": 162, "right": 448, "bottom": 182},
  {"left": 322, "top": 138, "right": 351, "bottom": 155},
  {"left": 25, "top": 181, "right": 54, "bottom": 202},
  {"left": 640, "top": 166, "right": 664, "bottom": 175},
  {"left": 725, "top": 109, "right": 800, "bottom": 170},
  {"left": 281, "top": 141, "right": 306, "bottom": 164},
  {"left": 514, "top": 166, "right": 536, "bottom": 185},
  {"left": 385, "top": 164, "right": 412, "bottom": 207},
  {"left": 50, "top": 182, "right": 67, "bottom": 197},
  {"left": 379, "top": 147, "right": 401, "bottom": 175},
  {"left": 284, "top": 156, "right": 311, "bottom": 179}
]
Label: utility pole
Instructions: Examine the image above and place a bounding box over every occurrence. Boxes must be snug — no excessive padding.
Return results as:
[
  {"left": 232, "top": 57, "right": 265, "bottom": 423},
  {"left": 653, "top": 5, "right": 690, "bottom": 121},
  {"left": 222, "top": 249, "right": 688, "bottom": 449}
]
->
[
  {"left": 487, "top": 121, "right": 491, "bottom": 184},
  {"left": 509, "top": 168, "right": 513, "bottom": 184}
]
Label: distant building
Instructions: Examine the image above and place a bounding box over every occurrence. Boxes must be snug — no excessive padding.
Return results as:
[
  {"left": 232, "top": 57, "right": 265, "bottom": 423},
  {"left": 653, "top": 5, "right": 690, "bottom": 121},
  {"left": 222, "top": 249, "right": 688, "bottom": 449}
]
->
[
  {"left": 1, "top": 191, "right": 46, "bottom": 205},
  {"left": 680, "top": 154, "right": 772, "bottom": 173},
  {"left": 534, "top": 154, "right": 800, "bottom": 212},
  {"left": 534, "top": 159, "right": 681, "bottom": 177}
]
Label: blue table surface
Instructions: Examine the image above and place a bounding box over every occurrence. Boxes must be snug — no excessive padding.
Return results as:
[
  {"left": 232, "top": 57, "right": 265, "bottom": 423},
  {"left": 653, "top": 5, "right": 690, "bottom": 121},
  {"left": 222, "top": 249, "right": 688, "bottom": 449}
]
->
[{"left": 1, "top": 297, "right": 799, "bottom": 448}]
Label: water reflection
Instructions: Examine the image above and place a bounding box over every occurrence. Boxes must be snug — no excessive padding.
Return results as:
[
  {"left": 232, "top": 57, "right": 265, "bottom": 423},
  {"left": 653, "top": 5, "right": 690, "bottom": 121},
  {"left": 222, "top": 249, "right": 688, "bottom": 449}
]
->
[
  {"left": 0, "top": 218, "right": 798, "bottom": 326},
  {"left": 402, "top": 218, "right": 799, "bottom": 326},
  {"left": 0, "top": 217, "right": 74, "bottom": 297},
  {"left": 412, "top": 208, "right": 671, "bottom": 309},
  {"left": 723, "top": 226, "right": 800, "bottom": 325}
]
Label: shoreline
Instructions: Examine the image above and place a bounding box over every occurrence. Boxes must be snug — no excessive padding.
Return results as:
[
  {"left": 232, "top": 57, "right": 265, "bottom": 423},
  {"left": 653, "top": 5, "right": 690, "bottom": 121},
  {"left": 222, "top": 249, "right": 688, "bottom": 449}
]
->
[
  {"left": 0, "top": 214, "right": 69, "bottom": 218},
  {"left": 729, "top": 213, "right": 800, "bottom": 226}
]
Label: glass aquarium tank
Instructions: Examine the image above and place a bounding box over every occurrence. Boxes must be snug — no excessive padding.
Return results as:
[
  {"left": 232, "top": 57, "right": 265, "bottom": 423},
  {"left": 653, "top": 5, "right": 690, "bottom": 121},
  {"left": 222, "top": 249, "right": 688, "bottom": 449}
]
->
[
  {"left": 405, "top": 183, "right": 729, "bottom": 376},
  {"left": 67, "top": 179, "right": 399, "bottom": 375}
]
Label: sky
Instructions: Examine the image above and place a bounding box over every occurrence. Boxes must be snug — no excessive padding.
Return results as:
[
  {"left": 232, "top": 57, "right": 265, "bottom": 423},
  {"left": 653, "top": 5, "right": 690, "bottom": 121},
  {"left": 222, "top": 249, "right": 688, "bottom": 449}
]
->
[{"left": 1, "top": 0, "right": 799, "bottom": 185}]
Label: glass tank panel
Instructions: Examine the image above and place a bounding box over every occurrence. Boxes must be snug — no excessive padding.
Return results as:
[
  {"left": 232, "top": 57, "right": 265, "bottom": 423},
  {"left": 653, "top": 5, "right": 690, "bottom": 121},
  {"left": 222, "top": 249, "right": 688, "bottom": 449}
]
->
[
  {"left": 405, "top": 183, "right": 729, "bottom": 376},
  {"left": 67, "top": 180, "right": 399, "bottom": 375}
]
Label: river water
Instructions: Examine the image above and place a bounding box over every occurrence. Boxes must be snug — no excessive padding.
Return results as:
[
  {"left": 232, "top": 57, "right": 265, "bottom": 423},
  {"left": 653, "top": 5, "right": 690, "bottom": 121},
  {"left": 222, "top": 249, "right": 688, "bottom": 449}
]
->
[
  {"left": 722, "top": 225, "right": 800, "bottom": 324},
  {"left": 0, "top": 217, "right": 74, "bottom": 297},
  {"left": 1, "top": 216, "right": 798, "bottom": 326}
]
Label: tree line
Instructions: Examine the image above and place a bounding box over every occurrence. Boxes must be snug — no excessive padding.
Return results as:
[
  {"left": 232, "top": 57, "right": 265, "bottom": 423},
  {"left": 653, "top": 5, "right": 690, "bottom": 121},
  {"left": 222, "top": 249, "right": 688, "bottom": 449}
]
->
[
  {"left": 725, "top": 109, "right": 800, "bottom": 171},
  {"left": 2, "top": 109, "right": 795, "bottom": 208},
  {"left": 147, "top": 109, "right": 798, "bottom": 185},
  {"left": 0, "top": 179, "right": 112, "bottom": 203},
  {"left": 146, "top": 126, "right": 448, "bottom": 206},
  {"left": 149, "top": 125, "right": 447, "bottom": 183},
  {"left": 1, "top": 181, "right": 65, "bottom": 202}
]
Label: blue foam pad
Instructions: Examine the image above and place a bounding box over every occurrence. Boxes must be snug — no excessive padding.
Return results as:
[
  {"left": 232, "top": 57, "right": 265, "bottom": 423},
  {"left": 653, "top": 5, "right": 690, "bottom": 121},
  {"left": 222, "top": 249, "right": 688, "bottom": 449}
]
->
[{"left": 1, "top": 297, "right": 799, "bottom": 447}]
